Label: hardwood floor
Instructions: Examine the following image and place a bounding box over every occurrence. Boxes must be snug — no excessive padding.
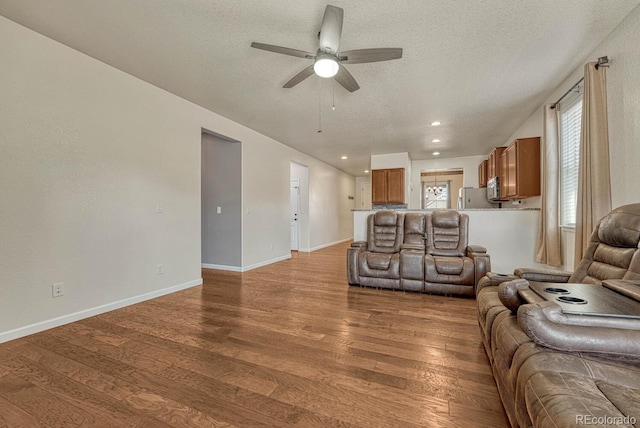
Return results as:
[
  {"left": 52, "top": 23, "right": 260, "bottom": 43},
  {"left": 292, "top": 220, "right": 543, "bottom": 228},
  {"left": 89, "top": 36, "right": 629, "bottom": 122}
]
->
[{"left": 0, "top": 242, "right": 508, "bottom": 427}]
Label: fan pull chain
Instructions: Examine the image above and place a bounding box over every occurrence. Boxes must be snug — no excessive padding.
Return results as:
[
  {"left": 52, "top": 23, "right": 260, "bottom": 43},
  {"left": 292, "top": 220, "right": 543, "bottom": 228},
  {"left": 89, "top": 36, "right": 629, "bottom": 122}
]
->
[
  {"left": 318, "top": 77, "right": 322, "bottom": 133},
  {"left": 332, "top": 79, "right": 336, "bottom": 111}
]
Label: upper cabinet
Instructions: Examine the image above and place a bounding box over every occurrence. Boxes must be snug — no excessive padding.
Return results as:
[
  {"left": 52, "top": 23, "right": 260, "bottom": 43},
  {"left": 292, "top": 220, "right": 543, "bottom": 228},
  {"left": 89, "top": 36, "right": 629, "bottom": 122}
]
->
[
  {"left": 487, "top": 147, "right": 505, "bottom": 179},
  {"left": 501, "top": 137, "right": 541, "bottom": 199},
  {"left": 478, "top": 160, "right": 488, "bottom": 188},
  {"left": 499, "top": 149, "right": 508, "bottom": 200},
  {"left": 372, "top": 168, "right": 405, "bottom": 204}
]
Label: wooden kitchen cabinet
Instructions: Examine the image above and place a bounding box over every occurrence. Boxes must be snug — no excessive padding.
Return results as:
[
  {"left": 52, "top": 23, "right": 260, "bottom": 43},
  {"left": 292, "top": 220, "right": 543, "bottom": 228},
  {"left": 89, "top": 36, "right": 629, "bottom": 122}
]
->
[
  {"left": 478, "top": 160, "right": 488, "bottom": 188},
  {"left": 371, "top": 170, "right": 387, "bottom": 204},
  {"left": 487, "top": 147, "right": 505, "bottom": 179},
  {"left": 501, "top": 137, "right": 541, "bottom": 199},
  {"left": 505, "top": 144, "right": 517, "bottom": 198},
  {"left": 499, "top": 149, "right": 508, "bottom": 200},
  {"left": 371, "top": 168, "right": 405, "bottom": 204}
]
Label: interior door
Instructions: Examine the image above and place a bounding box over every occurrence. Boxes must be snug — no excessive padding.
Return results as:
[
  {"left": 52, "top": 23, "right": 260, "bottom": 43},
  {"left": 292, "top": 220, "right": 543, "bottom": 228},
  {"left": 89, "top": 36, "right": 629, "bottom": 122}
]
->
[
  {"left": 290, "top": 179, "right": 299, "bottom": 251},
  {"left": 361, "top": 181, "right": 372, "bottom": 209}
]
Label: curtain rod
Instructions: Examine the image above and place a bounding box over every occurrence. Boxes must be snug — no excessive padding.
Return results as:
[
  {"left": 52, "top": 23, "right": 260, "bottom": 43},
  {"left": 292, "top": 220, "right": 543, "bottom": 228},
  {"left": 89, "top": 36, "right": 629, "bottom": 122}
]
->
[
  {"left": 550, "top": 77, "right": 584, "bottom": 110},
  {"left": 550, "top": 56, "right": 609, "bottom": 110}
]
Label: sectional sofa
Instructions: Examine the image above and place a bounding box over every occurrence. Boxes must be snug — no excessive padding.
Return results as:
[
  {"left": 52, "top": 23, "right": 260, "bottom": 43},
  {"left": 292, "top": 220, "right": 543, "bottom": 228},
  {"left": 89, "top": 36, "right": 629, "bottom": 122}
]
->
[{"left": 476, "top": 203, "right": 640, "bottom": 427}]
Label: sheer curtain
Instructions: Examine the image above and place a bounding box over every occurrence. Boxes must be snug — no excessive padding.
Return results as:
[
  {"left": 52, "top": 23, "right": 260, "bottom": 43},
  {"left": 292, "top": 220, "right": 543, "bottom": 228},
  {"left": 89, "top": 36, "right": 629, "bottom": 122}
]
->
[
  {"left": 574, "top": 62, "right": 611, "bottom": 267},
  {"left": 535, "top": 105, "right": 562, "bottom": 266}
]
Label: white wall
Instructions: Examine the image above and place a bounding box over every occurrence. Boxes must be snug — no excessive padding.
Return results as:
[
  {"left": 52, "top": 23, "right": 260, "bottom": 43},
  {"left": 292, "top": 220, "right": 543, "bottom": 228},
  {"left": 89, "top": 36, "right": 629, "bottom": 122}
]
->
[
  {"left": 410, "top": 155, "right": 487, "bottom": 209},
  {"left": 592, "top": 5, "right": 640, "bottom": 208},
  {"left": 308, "top": 165, "right": 355, "bottom": 251},
  {"left": 0, "top": 17, "right": 202, "bottom": 340},
  {"left": 237, "top": 132, "right": 355, "bottom": 268},
  {"left": 502, "top": 4, "right": 640, "bottom": 269},
  {"left": 0, "top": 16, "right": 354, "bottom": 341}
]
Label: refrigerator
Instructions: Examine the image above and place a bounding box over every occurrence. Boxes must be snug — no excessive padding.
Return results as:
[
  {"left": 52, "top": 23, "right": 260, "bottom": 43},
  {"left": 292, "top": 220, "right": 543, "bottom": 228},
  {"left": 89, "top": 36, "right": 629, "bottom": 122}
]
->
[{"left": 457, "top": 187, "right": 497, "bottom": 209}]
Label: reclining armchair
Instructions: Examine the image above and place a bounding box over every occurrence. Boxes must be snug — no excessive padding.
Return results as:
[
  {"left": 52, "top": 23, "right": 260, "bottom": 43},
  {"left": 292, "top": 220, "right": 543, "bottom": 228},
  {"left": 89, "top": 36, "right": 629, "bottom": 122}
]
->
[
  {"left": 347, "top": 210, "right": 405, "bottom": 290},
  {"left": 424, "top": 210, "right": 491, "bottom": 296}
]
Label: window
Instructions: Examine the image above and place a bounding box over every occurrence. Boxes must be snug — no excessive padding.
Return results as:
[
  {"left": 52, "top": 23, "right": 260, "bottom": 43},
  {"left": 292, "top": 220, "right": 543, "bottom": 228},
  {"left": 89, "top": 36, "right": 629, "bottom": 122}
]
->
[
  {"left": 559, "top": 93, "right": 582, "bottom": 227},
  {"left": 422, "top": 181, "right": 450, "bottom": 209}
]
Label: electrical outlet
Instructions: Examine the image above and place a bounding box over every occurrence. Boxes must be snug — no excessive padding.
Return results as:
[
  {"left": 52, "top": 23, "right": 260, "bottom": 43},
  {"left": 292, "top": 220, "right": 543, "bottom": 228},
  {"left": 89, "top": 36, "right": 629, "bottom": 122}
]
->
[
  {"left": 52, "top": 283, "right": 64, "bottom": 298},
  {"left": 157, "top": 264, "right": 164, "bottom": 275},
  {"left": 156, "top": 202, "right": 164, "bottom": 213},
  {"left": 269, "top": 244, "right": 274, "bottom": 250}
]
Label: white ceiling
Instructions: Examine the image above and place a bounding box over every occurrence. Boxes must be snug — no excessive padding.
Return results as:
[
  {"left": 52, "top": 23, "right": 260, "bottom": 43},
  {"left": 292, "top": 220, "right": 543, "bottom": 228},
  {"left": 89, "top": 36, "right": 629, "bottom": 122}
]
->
[{"left": 2, "top": 0, "right": 639, "bottom": 176}]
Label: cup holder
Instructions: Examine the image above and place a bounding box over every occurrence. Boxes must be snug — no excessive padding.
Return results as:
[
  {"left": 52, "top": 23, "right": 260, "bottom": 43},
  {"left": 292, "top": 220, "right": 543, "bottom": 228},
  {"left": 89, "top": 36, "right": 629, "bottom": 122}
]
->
[
  {"left": 544, "top": 287, "right": 570, "bottom": 294},
  {"left": 557, "top": 296, "right": 588, "bottom": 305}
]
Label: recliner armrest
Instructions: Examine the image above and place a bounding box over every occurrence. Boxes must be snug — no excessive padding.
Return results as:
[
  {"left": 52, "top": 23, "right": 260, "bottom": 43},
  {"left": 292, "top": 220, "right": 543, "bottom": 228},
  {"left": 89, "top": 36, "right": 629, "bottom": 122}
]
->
[
  {"left": 498, "top": 279, "right": 531, "bottom": 312},
  {"left": 477, "top": 272, "right": 519, "bottom": 294},
  {"left": 347, "top": 242, "right": 367, "bottom": 285},
  {"left": 466, "top": 246, "right": 491, "bottom": 294},
  {"left": 518, "top": 301, "right": 640, "bottom": 356},
  {"left": 514, "top": 267, "right": 572, "bottom": 283},
  {"left": 466, "top": 245, "right": 487, "bottom": 255}
]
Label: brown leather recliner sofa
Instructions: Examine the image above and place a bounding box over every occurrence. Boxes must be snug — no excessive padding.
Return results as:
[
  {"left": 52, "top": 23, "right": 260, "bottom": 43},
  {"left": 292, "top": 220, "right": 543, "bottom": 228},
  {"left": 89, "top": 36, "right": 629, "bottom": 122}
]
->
[
  {"left": 476, "top": 203, "right": 640, "bottom": 427},
  {"left": 347, "top": 210, "right": 491, "bottom": 296}
]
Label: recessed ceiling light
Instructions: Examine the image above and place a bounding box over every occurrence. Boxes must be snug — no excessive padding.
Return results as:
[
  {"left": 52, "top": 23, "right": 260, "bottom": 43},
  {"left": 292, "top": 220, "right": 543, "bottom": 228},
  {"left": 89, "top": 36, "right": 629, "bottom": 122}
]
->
[
  {"left": 430, "top": 121, "right": 441, "bottom": 126},
  {"left": 364, "top": 170, "right": 370, "bottom": 173},
  {"left": 341, "top": 156, "right": 348, "bottom": 159},
  {"left": 433, "top": 151, "right": 440, "bottom": 156},
  {"left": 432, "top": 139, "right": 441, "bottom": 143}
]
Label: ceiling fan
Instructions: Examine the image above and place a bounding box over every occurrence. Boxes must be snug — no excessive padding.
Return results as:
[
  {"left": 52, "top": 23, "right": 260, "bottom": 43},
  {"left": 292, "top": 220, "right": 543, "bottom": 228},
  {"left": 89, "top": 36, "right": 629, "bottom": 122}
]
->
[{"left": 250, "top": 5, "right": 403, "bottom": 92}]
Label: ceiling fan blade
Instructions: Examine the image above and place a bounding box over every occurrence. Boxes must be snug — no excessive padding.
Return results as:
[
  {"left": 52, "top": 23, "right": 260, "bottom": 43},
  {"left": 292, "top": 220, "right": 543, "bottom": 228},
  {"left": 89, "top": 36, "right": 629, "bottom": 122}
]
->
[
  {"left": 334, "top": 65, "right": 360, "bottom": 92},
  {"left": 251, "top": 42, "right": 315, "bottom": 59},
  {"left": 283, "top": 65, "right": 315, "bottom": 88},
  {"left": 318, "top": 5, "right": 343, "bottom": 55},
  {"left": 339, "top": 48, "right": 403, "bottom": 64}
]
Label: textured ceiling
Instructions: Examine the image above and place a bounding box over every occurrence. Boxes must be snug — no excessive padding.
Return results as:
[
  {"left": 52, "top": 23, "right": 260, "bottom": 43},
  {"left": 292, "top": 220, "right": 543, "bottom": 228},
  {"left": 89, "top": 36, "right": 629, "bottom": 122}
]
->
[{"left": 1, "top": 0, "right": 639, "bottom": 176}]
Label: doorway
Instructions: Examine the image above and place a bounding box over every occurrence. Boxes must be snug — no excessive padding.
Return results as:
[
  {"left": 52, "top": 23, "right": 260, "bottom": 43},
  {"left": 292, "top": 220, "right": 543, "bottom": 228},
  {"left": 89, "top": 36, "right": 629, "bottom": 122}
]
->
[
  {"left": 201, "top": 131, "right": 242, "bottom": 270},
  {"left": 420, "top": 169, "right": 464, "bottom": 210}
]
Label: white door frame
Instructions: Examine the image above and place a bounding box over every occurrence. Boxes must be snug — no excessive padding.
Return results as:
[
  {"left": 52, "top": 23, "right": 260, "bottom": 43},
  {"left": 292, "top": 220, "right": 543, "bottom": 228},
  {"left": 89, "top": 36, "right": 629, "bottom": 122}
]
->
[{"left": 290, "top": 179, "right": 300, "bottom": 251}]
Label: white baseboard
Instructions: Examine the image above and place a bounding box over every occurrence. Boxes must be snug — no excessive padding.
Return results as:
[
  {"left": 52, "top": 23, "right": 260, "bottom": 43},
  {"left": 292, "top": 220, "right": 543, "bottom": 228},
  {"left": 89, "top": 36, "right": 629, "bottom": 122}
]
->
[
  {"left": 241, "top": 254, "right": 292, "bottom": 271},
  {"left": 201, "top": 263, "right": 242, "bottom": 272},
  {"left": 304, "top": 237, "right": 353, "bottom": 252},
  {"left": 201, "top": 254, "right": 292, "bottom": 272},
  {"left": 0, "top": 278, "right": 202, "bottom": 344}
]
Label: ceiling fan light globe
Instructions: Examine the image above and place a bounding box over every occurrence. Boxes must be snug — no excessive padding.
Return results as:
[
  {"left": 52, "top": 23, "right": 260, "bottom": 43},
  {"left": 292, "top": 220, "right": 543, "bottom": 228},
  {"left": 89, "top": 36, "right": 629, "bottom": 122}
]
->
[{"left": 314, "top": 57, "right": 339, "bottom": 78}]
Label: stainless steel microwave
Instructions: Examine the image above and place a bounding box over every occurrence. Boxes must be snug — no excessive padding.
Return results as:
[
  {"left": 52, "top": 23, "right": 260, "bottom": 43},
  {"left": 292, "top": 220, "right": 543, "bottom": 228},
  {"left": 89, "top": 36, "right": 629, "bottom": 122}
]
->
[{"left": 487, "top": 177, "right": 500, "bottom": 201}]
